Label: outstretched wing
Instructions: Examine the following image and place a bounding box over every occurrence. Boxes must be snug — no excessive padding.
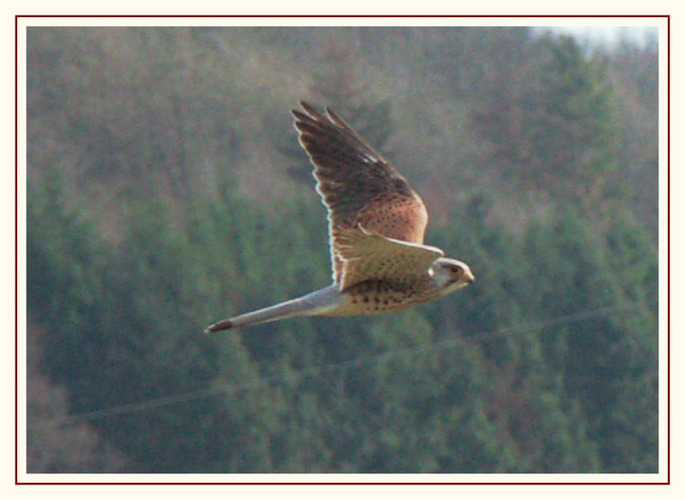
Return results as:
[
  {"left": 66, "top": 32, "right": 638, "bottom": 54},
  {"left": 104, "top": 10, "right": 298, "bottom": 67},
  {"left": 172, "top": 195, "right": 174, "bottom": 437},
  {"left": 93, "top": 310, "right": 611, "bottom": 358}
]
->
[
  {"left": 292, "top": 101, "right": 429, "bottom": 283},
  {"left": 333, "top": 226, "right": 443, "bottom": 292}
]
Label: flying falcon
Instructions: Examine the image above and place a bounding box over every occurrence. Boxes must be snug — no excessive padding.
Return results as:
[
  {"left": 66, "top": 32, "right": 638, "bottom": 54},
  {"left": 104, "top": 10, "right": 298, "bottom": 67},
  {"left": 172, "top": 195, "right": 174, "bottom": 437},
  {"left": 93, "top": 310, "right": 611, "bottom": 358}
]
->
[{"left": 205, "top": 102, "right": 474, "bottom": 332}]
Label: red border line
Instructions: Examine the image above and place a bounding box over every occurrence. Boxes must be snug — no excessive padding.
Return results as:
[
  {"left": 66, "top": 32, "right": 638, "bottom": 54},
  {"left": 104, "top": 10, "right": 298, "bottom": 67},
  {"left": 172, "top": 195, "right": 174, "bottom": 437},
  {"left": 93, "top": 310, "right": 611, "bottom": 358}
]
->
[
  {"left": 16, "top": 14, "right": 670, "bottom": 486},
  {"left": 14, "top": 14, "right": 672, "bottom": 18},
  {"left": 666, "top": 13, "right": 671, "bottom": 487},
  {"left": 15, "top": 13, "right": 19, "bottom": 489}
]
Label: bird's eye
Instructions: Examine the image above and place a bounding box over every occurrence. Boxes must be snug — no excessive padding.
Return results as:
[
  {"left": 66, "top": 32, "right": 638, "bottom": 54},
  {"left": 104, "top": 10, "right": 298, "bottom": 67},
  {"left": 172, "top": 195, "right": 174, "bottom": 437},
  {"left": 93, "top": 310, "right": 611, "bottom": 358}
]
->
[{"left": 450, "top": 266, "right": 461, "bottom": 275}]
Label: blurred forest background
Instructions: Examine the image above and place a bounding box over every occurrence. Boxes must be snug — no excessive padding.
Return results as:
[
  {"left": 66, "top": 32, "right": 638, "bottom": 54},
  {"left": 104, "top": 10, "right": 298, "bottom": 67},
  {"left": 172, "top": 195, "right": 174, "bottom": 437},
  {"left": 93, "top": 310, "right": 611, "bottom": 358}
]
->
[{"left": 26, "top": 26, "right": 659, "bottom": 474}]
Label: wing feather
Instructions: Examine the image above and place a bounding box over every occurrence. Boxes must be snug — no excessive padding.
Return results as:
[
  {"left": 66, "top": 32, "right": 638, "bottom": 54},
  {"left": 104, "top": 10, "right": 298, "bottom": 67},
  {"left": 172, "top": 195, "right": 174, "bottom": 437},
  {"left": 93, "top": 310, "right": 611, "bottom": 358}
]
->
[
  {"left": 292, "top": 102, "right": 430, "bottom": 283},
  {"left": 333, "top": 226, "right": 443, "bottom": 291}
]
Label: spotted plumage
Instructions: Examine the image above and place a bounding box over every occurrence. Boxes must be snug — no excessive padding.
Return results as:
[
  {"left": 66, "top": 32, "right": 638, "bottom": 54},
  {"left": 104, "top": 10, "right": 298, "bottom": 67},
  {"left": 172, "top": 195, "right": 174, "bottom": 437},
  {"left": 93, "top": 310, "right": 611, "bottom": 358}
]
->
[{"left": 205, "top": 102, "right": 474, "bottom": 332}]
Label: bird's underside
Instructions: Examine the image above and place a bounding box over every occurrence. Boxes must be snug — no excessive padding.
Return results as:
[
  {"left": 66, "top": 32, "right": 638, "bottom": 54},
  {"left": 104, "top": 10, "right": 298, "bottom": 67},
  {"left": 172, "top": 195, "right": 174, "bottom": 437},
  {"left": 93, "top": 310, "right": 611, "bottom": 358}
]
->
[{"left": 205, "top": 102, "right": 473, "bottom": 332}]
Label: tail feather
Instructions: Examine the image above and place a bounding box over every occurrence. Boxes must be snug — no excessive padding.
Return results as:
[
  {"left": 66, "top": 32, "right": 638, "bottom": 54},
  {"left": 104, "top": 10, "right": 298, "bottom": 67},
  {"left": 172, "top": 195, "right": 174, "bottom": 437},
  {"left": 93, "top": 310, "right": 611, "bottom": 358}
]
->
[
  {"left": 205, "top": 319, "right": 234, "bottom": 333},
  {"left": 204, "top": 285, "right": 341, "bottom": 333}
]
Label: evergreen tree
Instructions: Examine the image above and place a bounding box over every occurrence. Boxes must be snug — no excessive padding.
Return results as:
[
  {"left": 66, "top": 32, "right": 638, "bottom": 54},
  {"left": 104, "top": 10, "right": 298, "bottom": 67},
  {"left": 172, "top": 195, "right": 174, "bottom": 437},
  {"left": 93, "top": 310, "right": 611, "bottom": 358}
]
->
[
  {"left": 471, "top": 35, "right": 620, "bottom": 204},
  {"left": 26, "top": 27, "right": 658, "bottom": 474}
]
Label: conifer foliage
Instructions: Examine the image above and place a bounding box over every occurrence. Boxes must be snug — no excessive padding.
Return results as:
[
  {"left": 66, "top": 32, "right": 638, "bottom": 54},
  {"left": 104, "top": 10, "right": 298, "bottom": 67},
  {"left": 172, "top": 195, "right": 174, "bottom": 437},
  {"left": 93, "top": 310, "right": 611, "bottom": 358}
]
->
[{"left": 26, "top": 27, "right": 659, "bottom": 473}]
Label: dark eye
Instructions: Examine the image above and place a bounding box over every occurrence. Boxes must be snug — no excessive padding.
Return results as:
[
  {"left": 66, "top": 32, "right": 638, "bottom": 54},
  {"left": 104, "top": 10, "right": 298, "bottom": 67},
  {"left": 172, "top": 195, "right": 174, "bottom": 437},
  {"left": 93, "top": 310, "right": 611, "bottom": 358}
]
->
[{"left": 450, "top": 266, "right": 461, "bottom": 275}]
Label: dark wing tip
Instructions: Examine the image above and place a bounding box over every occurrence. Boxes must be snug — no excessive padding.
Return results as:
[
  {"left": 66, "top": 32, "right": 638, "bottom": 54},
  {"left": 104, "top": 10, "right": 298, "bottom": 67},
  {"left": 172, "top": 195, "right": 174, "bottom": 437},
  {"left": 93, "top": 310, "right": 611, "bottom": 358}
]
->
[
  {"left": 299, "top": 100, "right": 316, "bottom": 113},
  {"left": 292, "top": 101, "right": 312, "bottom": 117},
  {"left": 293, "top": 100, "right": 330, "bottom": 122},
  {"left": 204, "top": 319, "right": 233, "bottom": 333},
  {"left": 290, "top": 109, "right": 308, "bottom": 127},
  {"left": 294, "top": 100, "right": 343, "bottom": 122},
  {"left": 324, "top": 107, "right": 348, "bottom": 128}
]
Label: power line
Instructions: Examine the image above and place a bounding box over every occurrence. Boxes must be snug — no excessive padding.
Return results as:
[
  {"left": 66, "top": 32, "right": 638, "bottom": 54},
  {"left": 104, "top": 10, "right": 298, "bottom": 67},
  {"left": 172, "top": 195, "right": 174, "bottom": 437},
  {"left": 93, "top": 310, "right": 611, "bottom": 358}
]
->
[{"left": 29, "top": 302, "right": 646, "bottom": 430}]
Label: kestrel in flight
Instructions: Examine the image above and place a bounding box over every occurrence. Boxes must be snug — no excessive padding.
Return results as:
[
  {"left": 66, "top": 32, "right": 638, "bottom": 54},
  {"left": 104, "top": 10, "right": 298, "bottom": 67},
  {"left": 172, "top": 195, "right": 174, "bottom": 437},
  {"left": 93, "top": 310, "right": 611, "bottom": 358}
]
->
[{"left": 205, "top": 102, "right": 474, "bottom": 332}]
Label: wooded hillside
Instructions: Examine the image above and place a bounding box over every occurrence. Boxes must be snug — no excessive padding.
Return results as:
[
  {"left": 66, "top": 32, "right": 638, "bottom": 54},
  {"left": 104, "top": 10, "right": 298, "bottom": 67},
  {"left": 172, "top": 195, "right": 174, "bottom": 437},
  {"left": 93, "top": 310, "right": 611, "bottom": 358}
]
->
[{"left": 26, "top": 26, "right": 659, "bottom": 474}]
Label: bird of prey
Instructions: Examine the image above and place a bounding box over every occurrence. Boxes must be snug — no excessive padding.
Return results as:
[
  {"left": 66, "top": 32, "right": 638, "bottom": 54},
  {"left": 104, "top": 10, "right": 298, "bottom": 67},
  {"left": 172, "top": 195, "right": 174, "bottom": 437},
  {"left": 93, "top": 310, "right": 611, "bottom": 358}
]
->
[{"left": 205, "top": 102, "right": 474, "bottom": 332}]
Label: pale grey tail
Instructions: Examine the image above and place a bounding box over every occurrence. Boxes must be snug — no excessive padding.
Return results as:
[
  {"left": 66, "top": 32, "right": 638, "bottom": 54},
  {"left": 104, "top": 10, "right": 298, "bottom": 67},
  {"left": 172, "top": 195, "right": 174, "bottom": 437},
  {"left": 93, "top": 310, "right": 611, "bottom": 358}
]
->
[{"left": 205, "top": 285, "right": 341, "bottom": 332}]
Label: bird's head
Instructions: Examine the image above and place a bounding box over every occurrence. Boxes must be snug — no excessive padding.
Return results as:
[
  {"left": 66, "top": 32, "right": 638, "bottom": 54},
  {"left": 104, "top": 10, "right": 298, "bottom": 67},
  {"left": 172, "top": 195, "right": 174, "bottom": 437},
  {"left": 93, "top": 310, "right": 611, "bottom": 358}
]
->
[{"left": 429, "top": 257, "right": 475, "bottom": 294}]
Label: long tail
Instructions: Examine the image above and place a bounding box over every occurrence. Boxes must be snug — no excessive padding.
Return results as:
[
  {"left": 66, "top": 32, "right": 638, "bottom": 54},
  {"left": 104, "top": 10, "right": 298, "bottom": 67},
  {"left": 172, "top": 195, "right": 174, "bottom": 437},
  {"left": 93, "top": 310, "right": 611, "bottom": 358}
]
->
[{"left": 205, "top": 285, "right": 341, "bottom": 333}]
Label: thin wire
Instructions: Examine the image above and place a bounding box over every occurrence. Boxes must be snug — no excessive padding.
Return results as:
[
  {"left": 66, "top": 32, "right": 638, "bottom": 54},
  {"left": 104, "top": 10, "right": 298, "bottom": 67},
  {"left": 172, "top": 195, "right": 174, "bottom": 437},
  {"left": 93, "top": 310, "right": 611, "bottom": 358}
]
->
[{"left": 29, "top": 302, "right": 645, "bottom": 429}]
